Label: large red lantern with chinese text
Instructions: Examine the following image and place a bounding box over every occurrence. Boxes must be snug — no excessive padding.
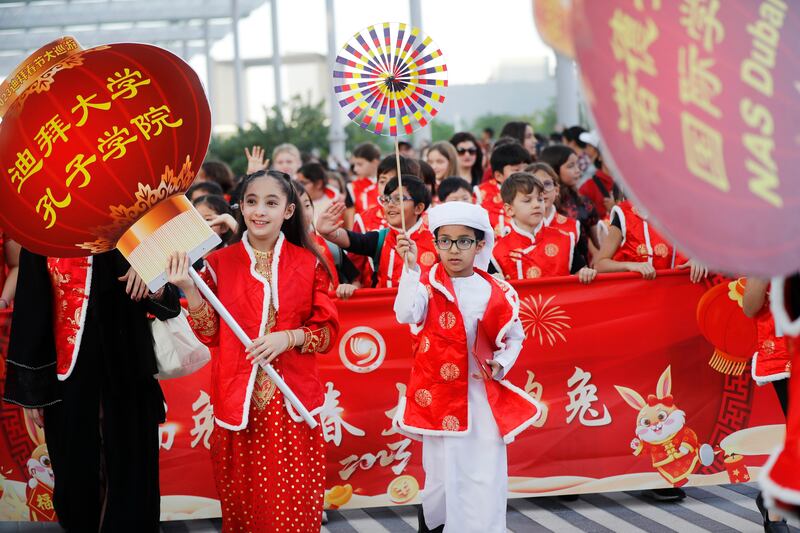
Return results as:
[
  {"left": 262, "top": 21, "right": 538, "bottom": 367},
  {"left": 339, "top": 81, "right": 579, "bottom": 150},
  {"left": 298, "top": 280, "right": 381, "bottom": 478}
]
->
[
  {"left": 0, "top": 37, "right": 215, "bottom": 286},
  {"left": 696, "top": 278, "right": 758, "bottom": 376},
  {"left": 570, "top": 1, "right": 800, "bottom": 277}
]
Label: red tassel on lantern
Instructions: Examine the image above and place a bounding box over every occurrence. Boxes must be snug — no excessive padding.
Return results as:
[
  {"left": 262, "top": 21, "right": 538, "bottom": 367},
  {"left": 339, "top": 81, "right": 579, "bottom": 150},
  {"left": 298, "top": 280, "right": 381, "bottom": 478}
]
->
[{"left": 696, "top": 278, "right": 758, "bottom": 375}]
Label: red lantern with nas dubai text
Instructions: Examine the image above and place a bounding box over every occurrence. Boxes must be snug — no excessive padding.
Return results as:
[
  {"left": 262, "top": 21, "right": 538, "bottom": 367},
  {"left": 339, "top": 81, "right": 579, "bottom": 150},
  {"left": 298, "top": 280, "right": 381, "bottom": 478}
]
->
[
  {"left": 570, "top": 1, "right": 800, "bottom": 277},
  {"left": 0, "top": 36, "right": 217, "bottom": 287},
  {"left": 696, "top": 278, "right": 758, "bottom": 376}
]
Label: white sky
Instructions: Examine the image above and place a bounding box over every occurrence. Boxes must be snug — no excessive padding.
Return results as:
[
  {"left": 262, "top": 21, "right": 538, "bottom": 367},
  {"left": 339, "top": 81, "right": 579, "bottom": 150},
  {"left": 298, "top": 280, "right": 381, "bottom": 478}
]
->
[{"left": 212, "top": 0, "right": 553, "bottom": 85}]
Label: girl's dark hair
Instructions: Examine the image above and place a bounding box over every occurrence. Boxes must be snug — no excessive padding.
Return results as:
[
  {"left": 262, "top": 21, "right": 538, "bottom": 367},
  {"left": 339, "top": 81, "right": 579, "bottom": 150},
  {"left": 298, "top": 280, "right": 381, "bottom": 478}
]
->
[
  {"left": 539, "top": 144, "right": 578, "bottom": 213},
  {"left": 384, "top": 175, "right": 431, "bottom": 210},
  {"left": 500, "top": 121, "right": 531, "bottom": 146},
  {"left": 352, "top": 142, "right": 381, "bottom": 161},
  {"left": 297, "top": 162, "right": 328, "bottom": 186},
  {"left": 416, "top": 160, "right": 437, "bottom": 196},
  {"left": 232, "top": 170, "right": 332, "bottom": 280},
  {"left": 201, "top": 160, "right": 234, "bottom": 194},
  {"left": 437, "top": 177, "right": 472, "bottom": 202},
  {"left": 449, "top": 131, "right": 484, "bottom": 187},
  {"left": 377, "top": 154, "right": 420, "bottom": 178},
  {"left": 187, "top": 181, "right": 223, "bottom": 200},
  {"left": 193, "top": 194, "right": 235, "bottom": 246}
]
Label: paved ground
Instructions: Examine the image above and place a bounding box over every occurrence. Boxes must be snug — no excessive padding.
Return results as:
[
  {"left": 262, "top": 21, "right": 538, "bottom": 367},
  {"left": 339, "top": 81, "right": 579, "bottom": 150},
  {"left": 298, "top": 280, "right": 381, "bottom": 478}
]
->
[{"left": 1, "top": 483, "right": 799, "bottom": 532}]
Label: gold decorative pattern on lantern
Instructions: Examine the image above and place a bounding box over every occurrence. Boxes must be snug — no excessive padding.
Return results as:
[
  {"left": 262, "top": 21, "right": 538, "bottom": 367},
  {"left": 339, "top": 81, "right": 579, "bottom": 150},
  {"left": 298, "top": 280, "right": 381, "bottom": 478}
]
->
[
  {"left": 654, "top": 243, "right": 669, "bottom": 257},
  {"left": 439, "top": 362, "right": 460, "bottom": 382},
  {"left": 727, "top": 278, "right": 746, "bottom": 308},
  {"left": 13, "top": 46, "right": 112, "bottom": 113},
  {"left": 441, "top": 415, "right": 460, "bottom": 431},
  {"left": 77, "top": 156, "right": 194, "bottom": 253},
  {"left": 414, "top": 389, "right": 432, "bottom": 407},
  {"left": 544, "top": 243, "right": 559, "bottom": 257},
  {"left": 438, "top": 311, "right": 456, "bottom": 330}
]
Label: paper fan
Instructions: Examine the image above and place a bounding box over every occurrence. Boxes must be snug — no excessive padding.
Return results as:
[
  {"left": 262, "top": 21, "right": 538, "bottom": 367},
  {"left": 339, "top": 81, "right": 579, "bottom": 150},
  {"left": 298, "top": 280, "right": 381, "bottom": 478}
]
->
[{"left": 333, "top": 22, "right": 448, "bottom": 137}]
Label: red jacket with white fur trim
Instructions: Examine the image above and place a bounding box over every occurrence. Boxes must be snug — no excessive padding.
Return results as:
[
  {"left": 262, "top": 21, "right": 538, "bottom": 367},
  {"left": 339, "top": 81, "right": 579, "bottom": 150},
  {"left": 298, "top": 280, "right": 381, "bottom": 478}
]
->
[
  {"left": 395, "top": 263, "right": 540, "bottom": 443},
  {"left": 191, "top": 234, "right": 339, "bottom": 430},
  {"left": 611, "top": 201, "right": 677, "bottom": 270}
]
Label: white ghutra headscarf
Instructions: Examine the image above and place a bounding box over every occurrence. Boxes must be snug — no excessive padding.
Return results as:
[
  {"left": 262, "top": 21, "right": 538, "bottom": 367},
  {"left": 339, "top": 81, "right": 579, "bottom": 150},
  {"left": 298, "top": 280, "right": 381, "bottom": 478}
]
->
[{"left": 427, "top": 201, "right": 495, "bottom": 271}]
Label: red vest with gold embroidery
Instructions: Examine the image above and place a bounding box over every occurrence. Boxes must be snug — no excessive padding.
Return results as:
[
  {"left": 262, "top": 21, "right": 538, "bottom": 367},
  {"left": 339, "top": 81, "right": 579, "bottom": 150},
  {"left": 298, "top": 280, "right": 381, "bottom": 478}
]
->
[
  {"left": 611, "top": 201, "right": 675, "bottom": 270},
  {"left": 200, "top": 235, "right": 339, "bottom": 430},
  {"left": 544, "top": 208, "right": 580, "bottom": 242},
  {"left": 47, "top": 257, "right": 93, "bottom": 381},
  {"left": 475, "top": 179, "right": 509, "bottom": 237},
  {"left": 377, "top": 220, "right": 438, "bottom": 289},
  {"left": 353, "top": 204, "right": 388, "bottom": 232},
  {"left": 753, "top": 302, "right": 791, "bottom": 384},
  {"left": 491, "top": 223, "right": 573, "bottom": 280},
  {"left": 397, "top": 264, "right": 540, "bottom": 442},
  {"left": 347, "top": 177, "right": 378, "bottom": 213}
]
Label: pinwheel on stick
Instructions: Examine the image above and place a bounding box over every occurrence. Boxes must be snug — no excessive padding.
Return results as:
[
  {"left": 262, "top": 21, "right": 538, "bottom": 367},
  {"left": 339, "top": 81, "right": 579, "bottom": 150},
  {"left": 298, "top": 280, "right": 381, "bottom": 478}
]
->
[{"left": 333, "top": 22, "right": 448, "bottom": 232}]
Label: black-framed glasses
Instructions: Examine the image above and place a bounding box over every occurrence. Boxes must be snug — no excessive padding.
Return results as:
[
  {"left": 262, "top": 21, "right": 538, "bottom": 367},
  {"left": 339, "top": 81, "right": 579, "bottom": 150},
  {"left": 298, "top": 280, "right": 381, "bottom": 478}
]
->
[
  {"left": 456, "top": 147, "right": 478, "bottom": 155},
  {"left": 434, "top": 237, "right": 477, "bottom": 251},
  {"left": 378, "top": 194, "right": 414, "bottom": 206}
]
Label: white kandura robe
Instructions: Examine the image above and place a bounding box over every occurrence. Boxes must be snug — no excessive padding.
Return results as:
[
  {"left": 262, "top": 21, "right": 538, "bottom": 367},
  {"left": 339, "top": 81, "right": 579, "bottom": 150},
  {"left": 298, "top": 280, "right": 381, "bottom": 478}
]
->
[{"left": 394, "top": 266, "right": 525, "bottom": 533}]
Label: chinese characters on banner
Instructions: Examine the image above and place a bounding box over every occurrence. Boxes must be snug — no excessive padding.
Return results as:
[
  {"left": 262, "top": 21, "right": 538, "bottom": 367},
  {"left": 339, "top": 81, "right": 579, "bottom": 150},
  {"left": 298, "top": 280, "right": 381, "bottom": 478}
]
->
[
  {"left": 570, "top": 0, "right": 799, "bottom": 276},
  {"left": 0, "top": 272, "right": 786, "bottom": 520}
]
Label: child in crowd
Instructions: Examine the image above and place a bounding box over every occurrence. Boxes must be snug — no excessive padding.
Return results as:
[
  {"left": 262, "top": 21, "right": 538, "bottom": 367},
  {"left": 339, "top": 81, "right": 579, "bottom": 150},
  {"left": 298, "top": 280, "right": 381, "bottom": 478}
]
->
[
  {"left": 526, "top": 163, "right": 581, "bottom": 243},
  {"left": 187, "top": 181, "right": 224, "bottom": 202},
  {"left": 354, "top": 155, "right": 420, "bottom": 233},
  {"left": 296, "top": 162, "right": 343, "bottom": 225},
  {"left": 168, "top": 170, "right": 339, "bottom": 533},
  {"left": 426, "top": 141, "right": 458, "bottom": 190},
  {"left": 491, "top": 173, "right": 596, "bottom": 283},
  {"left": 349, "top": 142, "right": 382, "bottom": 213},
  {"left": 437, "top": 177, "right": 474, "bottom": 204},
  {"left": 594, "top": 199, "right": 707, "bottom": 283},
  {"left": 450, "top": 132, "right": 484, "bottom": 187},
  {"left": 316, "top": 176, "right": 436, "bottom": 289},
  {"left": 193, "top": 194, "right": 237, "bottom": 250},
  {"left": 271, "top": 143, "right": 303, "bottom": 179},
  {"left": 475, "top": 142, "right": 532, "bottom": 237},
  {"left": 194, "top": 160, "right": 235, "bottom": 196},
  {"left": 393, "top": 201, "right": 540, "bottom": 533}
]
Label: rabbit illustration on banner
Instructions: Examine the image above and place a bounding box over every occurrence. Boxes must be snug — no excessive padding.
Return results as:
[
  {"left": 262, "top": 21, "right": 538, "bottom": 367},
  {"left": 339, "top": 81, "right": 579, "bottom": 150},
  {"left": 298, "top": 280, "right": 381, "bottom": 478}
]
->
[
  {"left": 615, "top": 366, "right": 716, "bottom": 487},
  {"left": 23, "top": 409, "right": 56, "bottom": 522}
]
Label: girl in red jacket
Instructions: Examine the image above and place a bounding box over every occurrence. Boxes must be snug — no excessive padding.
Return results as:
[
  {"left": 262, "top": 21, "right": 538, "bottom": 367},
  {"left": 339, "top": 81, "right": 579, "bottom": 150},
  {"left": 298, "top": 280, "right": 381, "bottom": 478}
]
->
[{"left": 167, "top": 169, "right": 339, "bottom": 533}]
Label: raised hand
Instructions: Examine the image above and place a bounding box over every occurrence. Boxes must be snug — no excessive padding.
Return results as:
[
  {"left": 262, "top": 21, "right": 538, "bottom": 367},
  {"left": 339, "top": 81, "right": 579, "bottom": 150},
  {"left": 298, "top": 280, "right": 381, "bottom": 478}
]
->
[
  {"left": 244, "top": 145, "right": 269, "bottom": 174},
  {"left": 316, "top": 201, "right": 346, "bottom": 237}
]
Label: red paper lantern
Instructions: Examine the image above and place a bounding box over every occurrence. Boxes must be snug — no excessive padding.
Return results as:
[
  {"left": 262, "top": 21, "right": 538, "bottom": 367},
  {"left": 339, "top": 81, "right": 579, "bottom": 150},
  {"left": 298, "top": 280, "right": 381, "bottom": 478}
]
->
[
  {"left": 0, "top": 37, "right": 214, "bottom": 284},
  {"left": 570, "top": 1, "right": 800, "bottom": 276},
  {"left": 696, "top": 278, "right": 758, "bottom": 375}
]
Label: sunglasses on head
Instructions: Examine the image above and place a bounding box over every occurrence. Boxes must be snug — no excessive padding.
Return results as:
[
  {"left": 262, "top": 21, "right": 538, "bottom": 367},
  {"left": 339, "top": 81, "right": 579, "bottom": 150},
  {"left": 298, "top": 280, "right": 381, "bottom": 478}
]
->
[{"left": 456, "top": 147, "right": 478, "bottom": 155}]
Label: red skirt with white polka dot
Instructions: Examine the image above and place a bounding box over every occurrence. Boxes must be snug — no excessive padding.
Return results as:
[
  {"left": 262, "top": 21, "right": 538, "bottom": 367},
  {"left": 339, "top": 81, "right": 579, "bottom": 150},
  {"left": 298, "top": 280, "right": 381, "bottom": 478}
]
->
[{"left": 210, "top": 387, "right": 326, "bottom": 533}]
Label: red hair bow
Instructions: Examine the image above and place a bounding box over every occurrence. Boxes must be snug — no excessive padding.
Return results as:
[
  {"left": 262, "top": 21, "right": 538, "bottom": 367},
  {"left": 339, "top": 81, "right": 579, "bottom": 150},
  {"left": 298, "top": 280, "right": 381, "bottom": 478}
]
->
[{"left": 647, "top": 394, "right": 673, "bottom": 407}]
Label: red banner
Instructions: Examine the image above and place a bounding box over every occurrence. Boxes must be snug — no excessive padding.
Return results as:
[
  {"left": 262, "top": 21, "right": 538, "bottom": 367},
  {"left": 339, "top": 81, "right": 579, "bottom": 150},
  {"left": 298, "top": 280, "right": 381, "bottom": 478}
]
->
[
  {"left": 570, "top": 0, "right": 800, "bottom": 277},
  {"left": 0, "top": 272, "right": 785, "bottom": 520}
]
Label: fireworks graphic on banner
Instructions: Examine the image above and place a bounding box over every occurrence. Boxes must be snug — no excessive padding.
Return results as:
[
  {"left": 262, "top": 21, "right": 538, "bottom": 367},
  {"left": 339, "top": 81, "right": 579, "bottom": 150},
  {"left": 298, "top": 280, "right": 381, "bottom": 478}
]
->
[
  {"left": 519, "top": 294, "right": 571, "bottom": 347},
  {"left": 333, "top": 22, "right": 448, "bottom": 137}
]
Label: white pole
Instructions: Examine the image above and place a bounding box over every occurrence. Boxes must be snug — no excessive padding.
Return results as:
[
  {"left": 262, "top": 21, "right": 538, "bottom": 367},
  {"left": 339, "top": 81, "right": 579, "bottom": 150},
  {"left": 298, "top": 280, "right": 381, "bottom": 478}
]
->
[
  {"left": 555, "top": 51, "right": 579, "bottom": 128},
  {"left": 270, "top": 0, "right": 284, "bottom": 116},
  {"left": 326, "top": 0, "right": 346, "bottom": 167},
  {"left": 232, "top": 0, "right": 245, "bottom": 128},
  {"left": 188, "top": 268, "right": 318, "bottom": 428}
]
